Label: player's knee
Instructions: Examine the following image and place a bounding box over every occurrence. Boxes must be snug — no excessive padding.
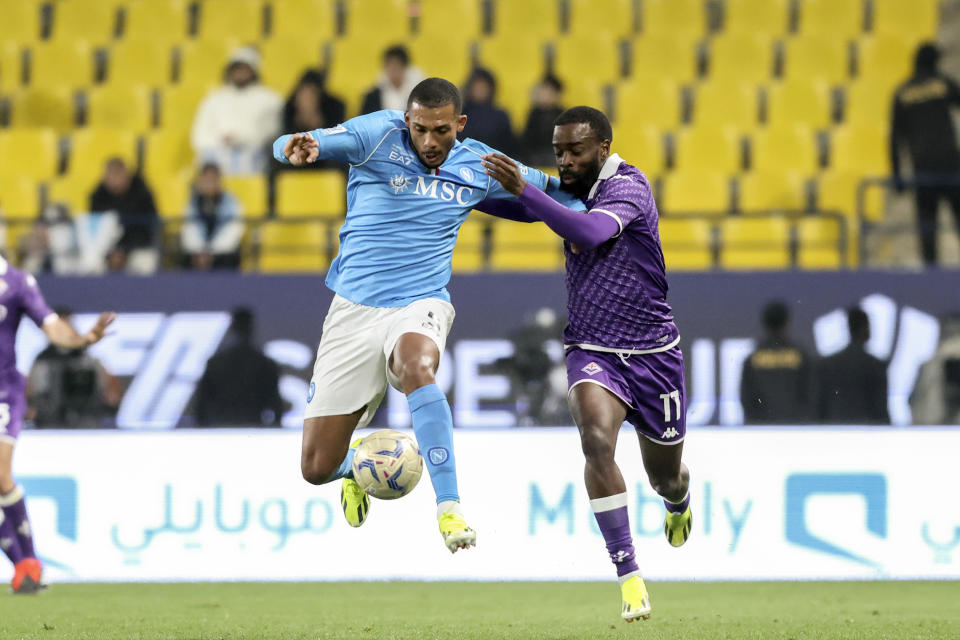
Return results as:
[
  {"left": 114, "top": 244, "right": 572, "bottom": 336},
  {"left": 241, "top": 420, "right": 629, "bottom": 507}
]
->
[
  {"left": 648, "top": 472, "right": 684, "bottom": 500},
  {"left": 300, "top": 451, "right": 338, "bottom": 485},
  {"left": 396, "top": 356, "right": 436, "bottom": 392},
  {"left": 579, "top": 425, "right": 614, "bottom": 463}
]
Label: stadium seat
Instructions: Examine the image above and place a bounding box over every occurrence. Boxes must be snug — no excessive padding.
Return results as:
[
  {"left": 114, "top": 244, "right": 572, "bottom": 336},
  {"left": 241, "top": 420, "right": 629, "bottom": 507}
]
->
[
  {"left": 269, "top": 0, "right": 337, "bottom": 40},
  {"left": 48, "top": 174, "right": 95, "bottom": 215},
  {"left": 642, "top": 0, "right": 707, "bottom": 38},
  {"left": 829, "top": 124, "right": 889, "bottom": 175},
  {"left": 475, "top": 35, "right": 548, "bottom": 129},
  {"left": 855, "top": 33, "right": 914, "bottom": 88},
  {"left": 614, "top": 77, "right": 682, "bottom": 130},
  {"left": 872, "top": 0, "right": 939, "bottom": 42},
  {"left": 658, "top": 217, "right": 714, "bottom": 270},
  {"left": 223, "top": 176, "right": 268, "bottom": 218},
  {"left": 0, "top": 42, "right": 22, "bottom": 94},
  {"left": 67, "top": 128, "right": 139, "bottom": 183},
  {"left": 0, "top": 1, "right": 42, "bottom": 44},
  {"left": 0, "top": 175, "right": 41, "bottom": 220},
  {"left": 150, "top": 172, "right": 192, "bottom": 218},
  {"left": 9, "top": 86, "right": 76, "bottom": 133},
  {"left": 489, "top": 220, "right": 564, "bottom": 271},
  {"left": 765, "top": 79, "right": 832, "bottom": 129},
  {"left": 86, "top": 84, "right": 154, "bottom": 132},
  {"left": 797, "top": 0, "right": 864, "bottom": 39},
  {"left": 660, "top": 170, "right": 731, "bottom": 213},
  {"left": 674, "top": 126, "right": 743, "bottom": 173},
  {"left": 143, "top": 129, "right": 194, "bottom": 185},
  {"left": 326, "top": 36, "right": 394, "bottom": 118},
  {"left": 707, "top": 34, "right": 774, "bottom": 84},
  {"left": 176, "top": 40, "right": 239, "bottom": 87},
  {"left": 844, "top": 77, "right": 897, "bottom": 129},
  {"left": 418, "top": 0, "right": 482, "bottom": 40},
  {"left": 28, "top": 41, "right": 96, "bottom": 89},
  {"left": 738, "top": 170, "right": 807, "bottom": 211},
  {"left": 691, "top": 80, "right": 760, "bottom": 130},
  {"left": 750, "top": 124, "right": 819, "bottom": 174},
  {"left": 343, "top": 0, "right": 410, "bottom": 42},
  {"left": 106, "top": 40, "right": 173, "bottom": 88},
  {"left": 567, "top": 0, "right": 635, "bottom": 38},
  {"left": 719, "top": 217, "right": 792, "bottom": 270},
  {"left": 196, "top": 0, "right": 265, "bottom": 42},
  {"left": 630, "top": 33, "right": 699, "bottom": 85},
  {"left": 782, "top": 35, "right": 852, "bottom": 86},
  {"left": 259, "top": 40, "right": 324, "bottom": 95},
  {"left": 0, "top": 128, "right": 60, "bottom": 181},
  {"left": 122, "top": 0, "right": 190, "bottom": 43},
  {"left": 275, "top": 171, "right": 347, "bottom": 217},
  {"left": 49, "top": 0, "right": 119, "bottom": 44},
  {"left": 258, "top": 220, "right": 329, "bottom": 272},
  {"left": 614, "top": 124, "right": 666, "bottom": 175},
  {"left": 158, "top": 83, "right": 215, "bottom": 132},
  {"left": 492, "top": 0, "right": 561, "bottom": 42},
  {"left": 816, "top": 170, "right": 885, "bottom": 221},
  {"left": 409, "top": 34, "right": 473, "bottom": 86},
  {"left": 723, "top": 0, "right": 790, "bottom": 36},
  {"left": 796, "top": 216, "right": 845, "bottom": 269},
  {"left": 554, "top": 32, "right": 622, "bottom": 86},
  {"left": 452, "top": 215, "right": 489, "bottom": 272}
]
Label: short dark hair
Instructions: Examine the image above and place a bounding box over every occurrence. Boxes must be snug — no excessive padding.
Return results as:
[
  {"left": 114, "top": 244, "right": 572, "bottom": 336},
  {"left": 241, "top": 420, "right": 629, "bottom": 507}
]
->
[
  {"left": 847, "top": 307, "right": 870, "bottom": 335},
  {"left": 541, "top": 74, "right": 564, "bottom": 93},
  {"left": 762, "top": 301, "right": 789, "bottom": 332},
  {"left": 383, "top": 44, "right": 410, "bottom": 66},
  {"left": 407, "top": 77, "right": 462, "bottom": 113},
  {"left": 554, "top": 106, "right": 613, "bottom": 142}
]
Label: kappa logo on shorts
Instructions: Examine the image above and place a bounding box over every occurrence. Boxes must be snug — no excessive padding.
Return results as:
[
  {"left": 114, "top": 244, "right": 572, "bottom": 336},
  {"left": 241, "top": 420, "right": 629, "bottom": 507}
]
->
[
  {"left": 662, "top": 427, "right": 680, "bottom": 439},
  {"left": 581, "top": 362, "right": 603, "bottom": 376},
  {"left": 428, "top": 447, "right": 449, "bottom": 465},
  {"left": 306, "top": 381, "right": 316, "bottom": 403}
]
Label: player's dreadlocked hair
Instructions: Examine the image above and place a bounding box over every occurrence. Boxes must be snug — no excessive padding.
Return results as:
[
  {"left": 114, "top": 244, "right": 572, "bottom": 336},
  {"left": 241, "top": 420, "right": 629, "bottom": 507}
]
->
[
  {"left": 555, "top": 106, "right": 613, "bottom": 143},
  {"left": 407, "top": 78, "right": 462, "bottom": 113}
]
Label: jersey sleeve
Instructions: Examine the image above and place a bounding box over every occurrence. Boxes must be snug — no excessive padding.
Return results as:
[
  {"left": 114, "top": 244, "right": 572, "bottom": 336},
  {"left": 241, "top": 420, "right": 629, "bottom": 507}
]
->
[
  {"left": 546, "top": 176, "right": 587, "bottom": 211},
  {"left": 589, "top": 175, "right": 652, "bottom": 237},
  {"left": 19, "top": 273, "right": 55, "bottom": 328},
  {"left": 273, "top": 110, "right": 401, "bottom": 166}
]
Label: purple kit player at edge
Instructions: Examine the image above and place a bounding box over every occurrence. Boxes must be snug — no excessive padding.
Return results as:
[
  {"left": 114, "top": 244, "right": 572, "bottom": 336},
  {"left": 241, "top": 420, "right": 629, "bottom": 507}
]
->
[
  {"left": 479, "top": 106, "right": 692, "bottom": 624},
  {"left": 0, "top": 256, "right": 115, "bottom": 593}
]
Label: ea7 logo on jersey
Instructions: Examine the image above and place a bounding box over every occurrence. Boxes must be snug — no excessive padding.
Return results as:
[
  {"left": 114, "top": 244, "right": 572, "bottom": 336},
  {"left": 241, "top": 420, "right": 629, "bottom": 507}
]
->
[
  {"left": 390, "top": 174, "right": 413, "bottom": 194},
  {"left": 412, "top": 176, "right": 474, "bottom": 205},
  {"left": 389, "top": 144, "right": 414, "bottom": 166},
  {"left": 320, "top": 125, "right": 346, "bottom": 135},
  {"left": 581, "top": 362, "right": 603, "bottom": 375}
]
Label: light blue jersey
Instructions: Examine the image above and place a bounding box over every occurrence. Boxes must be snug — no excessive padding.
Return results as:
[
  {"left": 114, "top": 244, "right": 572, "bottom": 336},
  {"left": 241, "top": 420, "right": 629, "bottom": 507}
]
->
[{"left": 274, "top": 110, "right": 580, "bottom": 307}]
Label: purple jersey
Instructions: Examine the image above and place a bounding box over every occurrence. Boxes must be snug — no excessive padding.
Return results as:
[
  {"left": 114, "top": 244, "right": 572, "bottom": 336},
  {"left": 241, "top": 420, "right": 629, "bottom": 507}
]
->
[{"left": 562, "top": 154, "right": 679, "bottom": 352}]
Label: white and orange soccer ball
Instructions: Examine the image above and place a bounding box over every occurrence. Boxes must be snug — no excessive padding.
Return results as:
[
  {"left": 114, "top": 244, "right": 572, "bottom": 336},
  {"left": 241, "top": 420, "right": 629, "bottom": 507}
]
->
[{"left": 351, "top": 429, "right": 423, "bottom": 500}]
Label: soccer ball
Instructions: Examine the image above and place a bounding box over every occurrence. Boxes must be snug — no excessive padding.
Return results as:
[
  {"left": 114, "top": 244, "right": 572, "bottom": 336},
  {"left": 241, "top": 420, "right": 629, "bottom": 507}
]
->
[{"left": 351, "top": 429, "right": 423, "bottom": 500}]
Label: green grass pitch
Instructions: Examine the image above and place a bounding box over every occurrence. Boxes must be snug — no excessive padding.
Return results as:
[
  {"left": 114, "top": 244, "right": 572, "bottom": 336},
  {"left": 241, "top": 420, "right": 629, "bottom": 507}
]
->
[{"left": 1, "top": 581, "right": 957, "bottom": 639}]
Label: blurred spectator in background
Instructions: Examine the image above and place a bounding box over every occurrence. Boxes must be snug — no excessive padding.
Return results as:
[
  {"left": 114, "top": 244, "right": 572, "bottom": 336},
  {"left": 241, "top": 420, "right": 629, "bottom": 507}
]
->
[
  {"left": 89, "top": 157, "right": 159, "bottom": 274},
  {"left": 195, "top": 307, "right": 283, "bottom": 427},
  {"left": 890, "top": 42, "right": 960, "bottom": 267},
  {"left": 191, "top": 46, "right": 283, "bottom": 175},
  {"left": 520, "top": 75, "right": 565, "bottom": 167},
  {"left": 26, "top": 307, "right": 121, "bottom": 429},
  {"left": 180, "top": 163, "right": 244, "bottom": 271},
  {"left": 911, "top": 314, "right": 960, "bottom": 424},
  {"left": 21, "top": 204, "right": 78, "bottom": 275},
  {"left": 281, "top": 70, "right": 347, "bottom": 171},
  {"left": 816, "top": 307, "right": 889, "bottom": 424},
  {"left": 740, "top": 301, "right": 815, "bottom": 424},
  {"left": 460, "top": 67, "right": 515, "bottom": 155},
  {"left": 361, "top": 45, "right": 424, "bottom": 114}
]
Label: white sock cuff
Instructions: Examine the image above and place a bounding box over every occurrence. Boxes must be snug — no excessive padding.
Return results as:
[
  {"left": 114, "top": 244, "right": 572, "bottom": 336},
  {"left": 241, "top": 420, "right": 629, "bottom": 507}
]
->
[
  {"left": 437, "top": 500, "right": 461, "bottom": 518},
  {"left": 618, "top": 569, "right": 643, "bottom": 585},
  {"left": 590, "top": 492, "right": 628, "bottom": 513},
  {"left": 0, "top": 485, "right": 24, "bottom": 507}
]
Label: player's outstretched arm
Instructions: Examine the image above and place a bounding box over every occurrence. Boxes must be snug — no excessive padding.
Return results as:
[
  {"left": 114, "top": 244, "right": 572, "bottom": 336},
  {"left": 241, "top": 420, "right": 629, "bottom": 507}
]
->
[
  {"left": 43, "top": 312, "right": 116, "bottom": 349},
  {"left": 274, "top": 133, "right": 320, "bottom": 166}
]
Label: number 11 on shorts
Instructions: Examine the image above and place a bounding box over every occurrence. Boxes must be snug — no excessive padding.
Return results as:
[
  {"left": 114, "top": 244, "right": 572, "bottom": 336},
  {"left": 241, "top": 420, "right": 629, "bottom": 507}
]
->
[{"left": 659, "top": 390, "right": 680, "bottom": 422}]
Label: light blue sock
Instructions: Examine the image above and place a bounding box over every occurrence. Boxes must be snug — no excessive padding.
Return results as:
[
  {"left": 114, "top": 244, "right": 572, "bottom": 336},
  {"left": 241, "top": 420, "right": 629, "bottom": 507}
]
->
[
  {"left": 408, "top": 384, "right": 460, "bottom": 504},
  {"left": 331, "top": 447, "right": 355, "bottom": 481}
]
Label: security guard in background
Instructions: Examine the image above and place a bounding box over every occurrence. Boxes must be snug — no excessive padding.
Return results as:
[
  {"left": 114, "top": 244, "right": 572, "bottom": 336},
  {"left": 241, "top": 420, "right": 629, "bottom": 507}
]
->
[{"left": 890, "top": 43, "right": 960, "bottom": 266}]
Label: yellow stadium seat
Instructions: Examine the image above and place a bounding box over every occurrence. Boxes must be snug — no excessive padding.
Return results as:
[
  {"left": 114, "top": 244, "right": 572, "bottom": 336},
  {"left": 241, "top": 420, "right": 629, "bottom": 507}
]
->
[
  {"left": 708, "top": 34, "right": 774, "bottom": 83},
  {"left": 0, "top": 1, "right": 42, "bottom": 44},
  {"left": 796, "top": 216, "right": 845, "bottom": 268},
  {"left": 150, "top": 172, "right": 191, "bottom": 218},
  {"left": 855, "top": 33, "right": 914, "bottom": 88},
  {"left": 0, "top": 175, "right": 41, "bottom": 220},
  {"left": 797, "top": 0, "right": 864, "bottom": 38},
  {"left": 197, "top": 0, "right": 265, "bottom": 42},
  {"left": 642, "top": 0, "right": 707, "bottom": 38},
  {"left": 223, "top": 175, "right": 268, "bottom": 218},
  {"left": 0, "top": 128, "right": 59, "bottom": 181},
  {"left": 275, "top": 171, "right": 347, "bottom": 217},
  {"left": 567, "top": 0, "right": 635, "bottom": 38},
  {"left": 659, "top": 217, "right": 714, "bottom": 270},
  {"left": 829, "top": 124, "right": 888, "bottom": 175},
  {"left": 739, "top": 170, "right": 807, "bottom": 211},
  {"left": 48, "top": 174, "right": 96, "bottom": 215},
  {"left": 492, "top": 0, "right": 561, "bottom": 41},
  {"left": 750, "top": 124, "right": 818, "bottom": 173},
  {"left": 344, "top": 0, "right": 410, "bottom": 41},
  {"left": 452, "top": 215, "right": 489, "bottom": 272},
  {"left": 660, "top": 170, "right": 731, "bottom": 213},
  {"left": 719, "top": 216, "right": 792, "bottom": 269},
  {"left": 68, "top": 128, "right": 139, "bottom": 183},
  {"left": 143, "top": 129, "right": 194, "bottom": 185},
  {"left": 409, "top": 33, "right": 473, "bottom": 86},
  {"left": 872, "top": 0, "right": 938, "bottom": 42},
  {"left": 159, "top": 83, "right": 215, "bottom": 132},
  {"left": 86, "top": 84, "right": 154, "bottom": 132},
  {"left": 177, "top": 40, "right": 239, "bottom": 87},
  {"left": 816, "top": 170, "right": 885, "bottom": 221},
  {"left": 674, "top": 126, "right": 743, "bottom": 173},
  {"left": 9, "top": 87, "right": 75, "bottom": 133},
  {"left": 419, "top": 0, "right": 482, "bottom": 40},
  {"left": 564, "top": 77, "right": 606, "bottom": 113},
  {"left": 49, "top": 1, "right": 119, "bottom": 44},
  {"left": 844, "top": 78, "right": 897, "bottom": 129},
  {"left": 1, "top": 42, "right": 23, "bottom": 94},
  {"left": 724, "top": 0, "right": 790, "bottom": 36},
  {"left": 123, "top": 0, "right": 190, "bottom": 43},
  {"left": 29, "top": 41, "right": 96, "bottom": 89},
  {"left": 765, "top": 79, "right": 832, "bottom": 129},
  {"left": 476, "top": 35, "right": 548, "bottom": 128},
  {"left": 783, "top": 35, "right": 851, "bottom": 86},
  {"left": 615, "top": 124, "right": 665, "bottom": 175},
  {"left": 490, "top": 221, "right": 564, "bottom": 271},
  {"left": 554, "top": 33, "right": 621, "bottom": 86},
  {"left": 630, "top": 33, "right": 699, "bottom": 85},
  {"left": 326, "top": 36, "right": 395, "bottom": 118},
  {"left": 615, "top": 77, "right": 682, "bottom": 130},
  {"left": 106, "top": 40, "right": 173, "bottom": 88},
  {"left": 258, "top": 220, "right": 329, "bottom": 272},
  {"left": 259, "top": 40, "right": 324, "bottom": 95},
  {"left": 692, "top": 80, "right": 759, "bottom": 130},
  {"left": 269, "top": 0, "right": 337, "bottom": 40}
]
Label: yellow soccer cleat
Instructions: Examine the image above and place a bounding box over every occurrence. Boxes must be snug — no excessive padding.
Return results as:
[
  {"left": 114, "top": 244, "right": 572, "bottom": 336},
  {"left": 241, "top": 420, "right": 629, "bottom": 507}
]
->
[
  {"left": 664, "top": 506, "right": 692, "bottom": 547},
  {"left": 438, "top": 505, "right": 476, "bottom": 553},
  {"left": 340, "top": 439, "right": 370, "bottom": 528},
  {"left": 620, "top": 575, "right": 652, "bottom": 622}
]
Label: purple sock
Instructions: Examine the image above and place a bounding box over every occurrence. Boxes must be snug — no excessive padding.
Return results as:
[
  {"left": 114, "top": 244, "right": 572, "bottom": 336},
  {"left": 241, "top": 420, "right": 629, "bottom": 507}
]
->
[
  {"left": 1, "top": 486, "right": 36, "bottom": 559},
  {"left": 663, "top": 492, "right": 690, "bottom": 515},
  {"left": 590, "top": 493, "right": 640, "bottom": 579},
  {"left": 0, "top": 511, "right": 24, "bottom": 565}
]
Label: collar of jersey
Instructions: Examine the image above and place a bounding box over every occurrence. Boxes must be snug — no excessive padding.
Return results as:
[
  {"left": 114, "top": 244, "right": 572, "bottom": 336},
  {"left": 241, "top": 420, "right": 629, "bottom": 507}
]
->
[{"left": 587, "top": 153, "right": 624, "bottom": 200}]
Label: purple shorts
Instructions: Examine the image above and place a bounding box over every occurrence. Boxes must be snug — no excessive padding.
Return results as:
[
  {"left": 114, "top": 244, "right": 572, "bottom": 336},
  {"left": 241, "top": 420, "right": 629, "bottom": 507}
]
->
[
  {"left": 566, "top": 346, "right": 686, "bottom": 444},
  {"left": 0, "top": 377, "right": 25, "bottom": 444}
]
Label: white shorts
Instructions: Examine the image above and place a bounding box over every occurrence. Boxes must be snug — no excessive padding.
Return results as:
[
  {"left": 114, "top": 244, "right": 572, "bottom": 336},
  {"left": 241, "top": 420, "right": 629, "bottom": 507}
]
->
[{"left": 305, "top": 294, "right": 455, "bottom": 428}]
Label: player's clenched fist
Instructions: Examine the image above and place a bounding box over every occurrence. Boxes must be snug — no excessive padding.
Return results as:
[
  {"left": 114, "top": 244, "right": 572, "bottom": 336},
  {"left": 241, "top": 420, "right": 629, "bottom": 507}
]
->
[{"left": 283, "top": 132, "right": 320, "bottom": 166}]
